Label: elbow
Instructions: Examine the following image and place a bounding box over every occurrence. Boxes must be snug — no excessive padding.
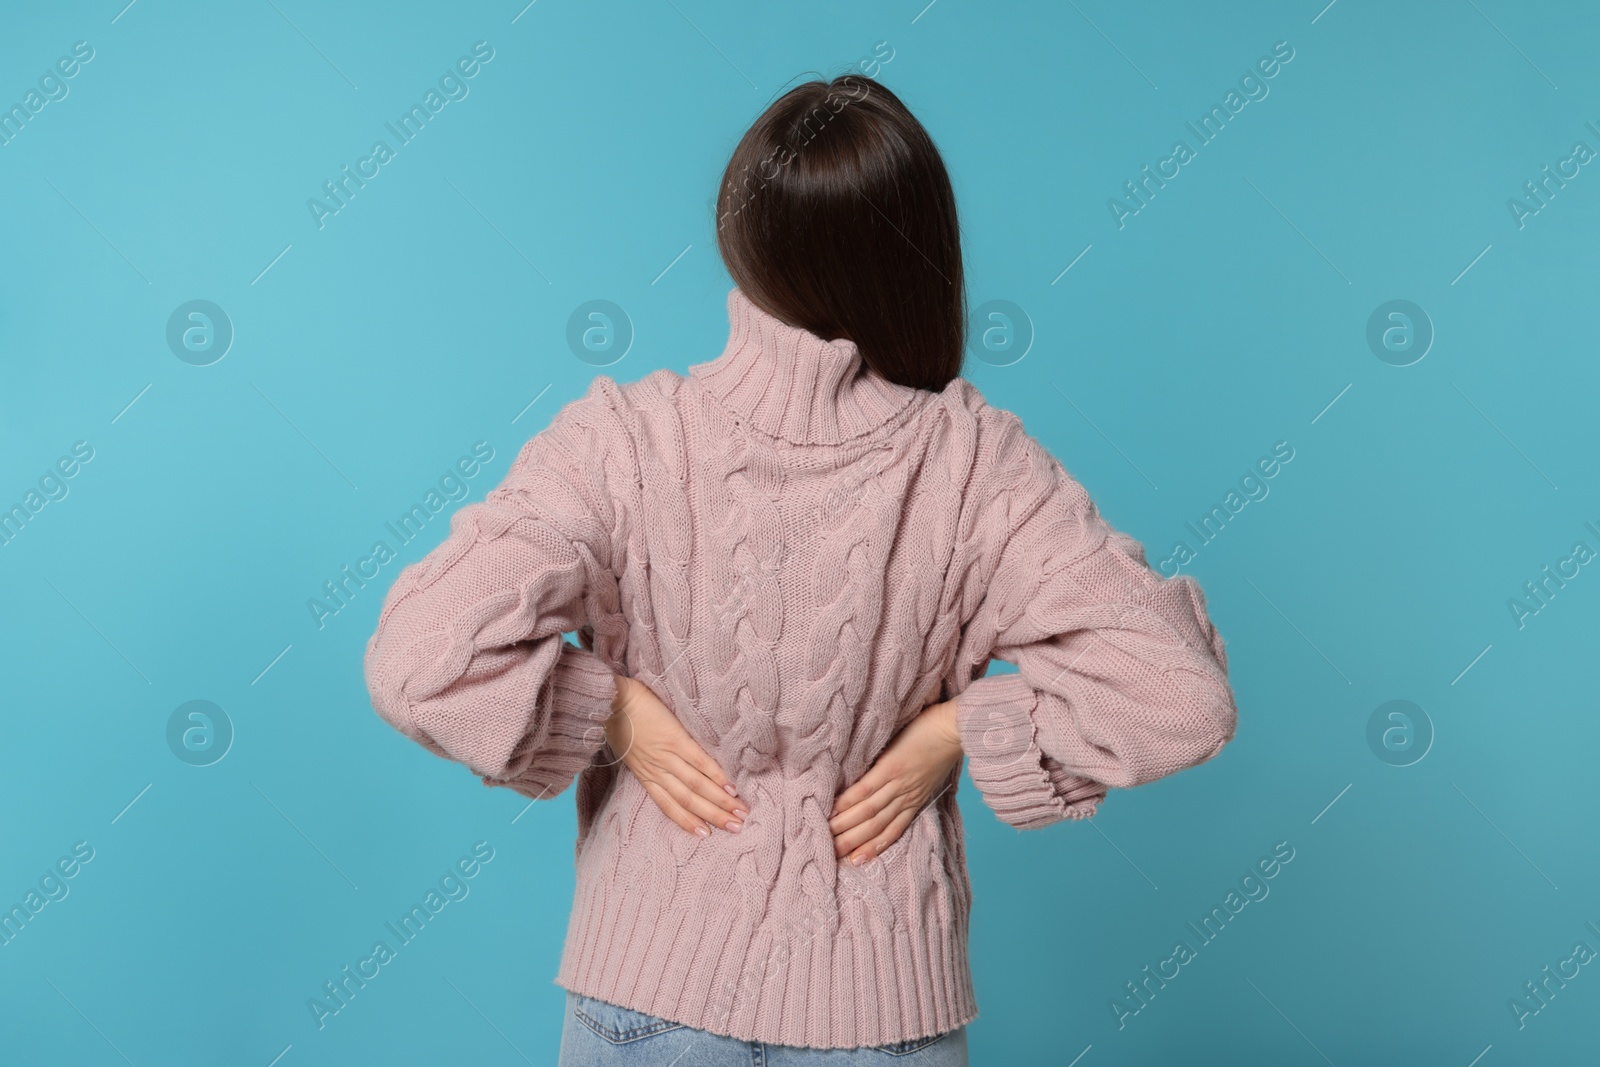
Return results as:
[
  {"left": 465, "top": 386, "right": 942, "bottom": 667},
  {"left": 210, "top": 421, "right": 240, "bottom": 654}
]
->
[
  {"left": 363, "top": 627, "right": 420, "bottom": 741},
  {"left": 1112, "top": 669, "right": 1235, "bottom": 787},
  {"left": 1172, "top": 668, "right": 1237, "bottom": 771},
  {"left": 483, "top": 764, "right": 572, "bottom": 804}
]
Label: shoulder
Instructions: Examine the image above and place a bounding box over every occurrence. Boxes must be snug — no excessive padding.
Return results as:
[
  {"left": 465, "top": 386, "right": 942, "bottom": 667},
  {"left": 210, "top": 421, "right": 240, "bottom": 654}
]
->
[
  {"left": 924, "top": 375, "right": 1039, "bottom": 463},
  {"left": 511, "top": 368, "right": 683, "bottom": 474},
  {"left": 926, "top": 377, "right": 1087, "bottom": 532},
  {"left": 528, "top": 369, "right": 672, "bottom": 438}
]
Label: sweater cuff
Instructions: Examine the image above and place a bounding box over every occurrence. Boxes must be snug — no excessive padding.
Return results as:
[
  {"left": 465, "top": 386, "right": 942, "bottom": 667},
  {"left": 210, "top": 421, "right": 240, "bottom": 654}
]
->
[
  {"left": 1042, "top": 757, "right": 1107, "bottom": 815},
  {"left": 483, "top": 645, "right": 617, "bottom": 799},
  {"left": 956, "top": 673, "right": 1102, "bottom": 829}
]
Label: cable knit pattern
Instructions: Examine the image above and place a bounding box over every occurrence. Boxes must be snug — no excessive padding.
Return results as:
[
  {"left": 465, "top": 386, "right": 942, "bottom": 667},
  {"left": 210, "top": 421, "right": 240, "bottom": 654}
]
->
[{"left": 362, "top": 287, "right": 1237, "bottom": 1049}]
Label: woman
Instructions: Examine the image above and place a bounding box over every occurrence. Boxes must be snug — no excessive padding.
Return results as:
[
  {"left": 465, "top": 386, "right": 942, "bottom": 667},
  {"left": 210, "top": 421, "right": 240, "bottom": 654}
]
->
[{"left": 363, "top": 73, "right": 1237, "bottom": 1064}]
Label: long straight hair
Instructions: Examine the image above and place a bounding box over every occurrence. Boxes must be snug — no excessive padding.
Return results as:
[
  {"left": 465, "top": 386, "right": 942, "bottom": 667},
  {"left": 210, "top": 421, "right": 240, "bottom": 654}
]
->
[{"left": 715, "top": 75, "right": 966, "bottom": 393}]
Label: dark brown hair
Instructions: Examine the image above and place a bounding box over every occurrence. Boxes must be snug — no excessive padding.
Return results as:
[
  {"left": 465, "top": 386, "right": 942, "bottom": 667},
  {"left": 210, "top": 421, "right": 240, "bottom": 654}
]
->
[{"left": 715, "top": 75, "right": 966, "bottom": 393}]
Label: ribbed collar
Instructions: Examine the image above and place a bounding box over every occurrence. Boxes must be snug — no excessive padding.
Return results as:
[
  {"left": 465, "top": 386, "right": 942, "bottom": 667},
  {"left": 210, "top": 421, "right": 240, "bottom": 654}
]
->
[{"left": 688, "top": 287, "right": 924, "bottom": 445}]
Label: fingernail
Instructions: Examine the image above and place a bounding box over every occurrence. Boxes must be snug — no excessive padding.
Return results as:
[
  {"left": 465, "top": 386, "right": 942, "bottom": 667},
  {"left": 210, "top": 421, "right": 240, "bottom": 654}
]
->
[
  {"left": 850, "top": 853, "right": 864, "bottom": 866},
  {"left": 724, "top": 783, "right": 739, "bottom": 797},
  {"left": 694, "top": 824, "right": 710, "bottom": 837},
  {"left": 726, "top": 820, "right": 743, "bottom": 833},
  {"left": 732, "top": 808, "right": 749, "bottom": 820}
]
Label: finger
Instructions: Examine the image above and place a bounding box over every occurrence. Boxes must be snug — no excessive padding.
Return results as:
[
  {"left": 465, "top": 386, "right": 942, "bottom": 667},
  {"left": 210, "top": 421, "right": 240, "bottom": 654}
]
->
[
  {"left": 660, "top": 769, "right": 745, "bottom": 832},
  {"left": 665, "top": 749, "right": 746, "bottom": 818},
  {"left": 641, "top": 778, "right": 710, "bottom": 838},
  {"left": 827, "top": 798, "right": 883, "bottom": 845},
  {"left": 833, "top": 793, "right": 903, "bottom": 856},
  {"left": 675, "top": 742, "right": 741, "bottom": 802},
  {"left": 850, "top": 807, "right": 918, "bottom": 866},
  {"left": 831, "top": 761, "right": 890, "bottom": 818},
  {"left": 828, "top": 778, "right": 895, "bottom": 837}
]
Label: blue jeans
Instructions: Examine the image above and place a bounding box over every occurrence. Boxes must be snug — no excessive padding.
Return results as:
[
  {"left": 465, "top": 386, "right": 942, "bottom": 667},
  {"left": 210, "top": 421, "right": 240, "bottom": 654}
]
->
[{"left": 557, "top": 991, "right": 969, "bottom": 1066}]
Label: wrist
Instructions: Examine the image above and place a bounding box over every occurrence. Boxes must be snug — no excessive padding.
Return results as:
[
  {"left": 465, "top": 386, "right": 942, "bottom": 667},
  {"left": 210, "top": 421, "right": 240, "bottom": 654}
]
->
[
  {"left": 602, "top": 676, "right": 630, "bottom": 755},
  {"left": 928, "top": 698, "right": 963, "bottom": 754},
  {"left": 609, "top": 674, "right": 632, "bottom": 717}
]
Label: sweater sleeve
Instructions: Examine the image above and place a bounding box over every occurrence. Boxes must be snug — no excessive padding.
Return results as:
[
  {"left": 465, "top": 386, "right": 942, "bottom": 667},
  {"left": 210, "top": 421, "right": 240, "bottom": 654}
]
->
[
  {"left": 362, "top": 378, "right": 629, "bottom": 801},
  {"left": 954, "top": 417, "right": 1236, "bottom": 830}
]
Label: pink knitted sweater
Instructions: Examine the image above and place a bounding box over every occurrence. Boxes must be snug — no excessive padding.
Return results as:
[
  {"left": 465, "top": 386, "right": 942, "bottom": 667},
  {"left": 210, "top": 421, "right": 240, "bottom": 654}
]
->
[{"left": 363, "top": 287, "right": 1236, "bottom": 1048}]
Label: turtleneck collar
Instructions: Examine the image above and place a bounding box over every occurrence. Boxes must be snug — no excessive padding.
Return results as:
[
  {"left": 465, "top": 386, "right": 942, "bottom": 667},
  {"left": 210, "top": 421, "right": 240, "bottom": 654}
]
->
[{"left": 688, "top": 287, "right": 925, "bottom": 446}]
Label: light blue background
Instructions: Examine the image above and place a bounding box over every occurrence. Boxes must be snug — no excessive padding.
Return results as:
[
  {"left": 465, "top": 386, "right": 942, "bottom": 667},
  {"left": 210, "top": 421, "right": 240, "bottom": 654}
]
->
[{"left": 2, "top": 1, "right": 1597, "bottom": 1063}]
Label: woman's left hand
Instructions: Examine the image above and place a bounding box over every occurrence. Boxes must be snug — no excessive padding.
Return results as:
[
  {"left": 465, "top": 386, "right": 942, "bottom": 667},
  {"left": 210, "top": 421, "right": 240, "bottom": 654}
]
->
[{"left": 829, "top": 698, "right": 964, "bottom": 866}]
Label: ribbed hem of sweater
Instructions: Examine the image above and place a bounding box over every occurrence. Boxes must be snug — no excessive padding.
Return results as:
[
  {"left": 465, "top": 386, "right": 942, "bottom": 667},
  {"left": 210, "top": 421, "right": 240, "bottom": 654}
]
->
[
  {"left": 553, "top": 863, "right": 979, "bottom": 1049},
  {"left": 956, "top": 673, "right": 1104, "bottom": 829},
  {"left": 481, "top": 645, "right": 616, "bottom": 797}
]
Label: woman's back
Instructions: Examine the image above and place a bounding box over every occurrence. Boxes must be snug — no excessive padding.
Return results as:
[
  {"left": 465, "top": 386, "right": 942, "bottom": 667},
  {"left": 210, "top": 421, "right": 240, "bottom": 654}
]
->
[
  {"left": 619, "top": 286, "right": 990, "bottom": 810},
  {"left": 363, "top": 284, "right": 1235, "bottom": 1047}
]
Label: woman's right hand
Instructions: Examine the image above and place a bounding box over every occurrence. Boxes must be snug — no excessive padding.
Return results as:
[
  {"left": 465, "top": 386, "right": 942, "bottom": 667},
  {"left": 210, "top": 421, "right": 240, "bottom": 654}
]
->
[
  {"left": 604, "top": 675, "right": 748, "bottom": 837},
  {"left": 828, "top": 697, "right": 964, "bottom": 865}
]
